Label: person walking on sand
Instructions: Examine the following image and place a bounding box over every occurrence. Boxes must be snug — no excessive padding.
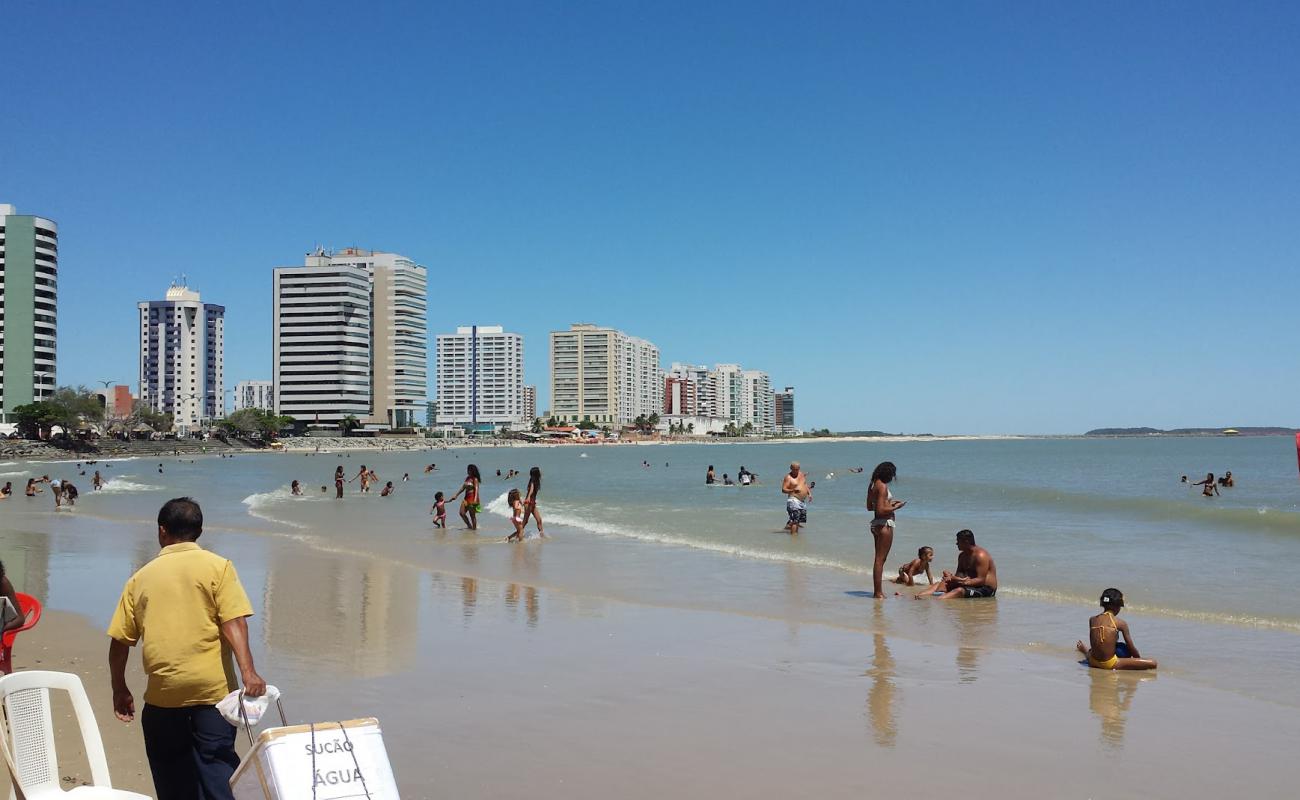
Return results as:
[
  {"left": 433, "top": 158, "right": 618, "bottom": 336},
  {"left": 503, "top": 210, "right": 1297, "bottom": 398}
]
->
[
  {"left": 449, "top": 464, "right": 482, "bottom": 530},
  {"left": 1076, "top": 588, "right": 1157, "bottom": 670},
  {"left": 524, "top": 467, "right": 545, "bottom": 536},
  {"left": 917, "top": 529, "right": 998, "bottom": 599},
  {"left": 334, "top": 465, "right": 345, "bottom": 499},
  {"left": 1192, "top": 472, "right": 1219, "bottom": 497},
  {"left": 107, "top": 497, "right": 268, "bottom": 800},
  {"left": 867, "top": 461, "right": 906, "bottom": 598},
  {"left": 782, "top": 462, "right": 810, "bottom": 535}
]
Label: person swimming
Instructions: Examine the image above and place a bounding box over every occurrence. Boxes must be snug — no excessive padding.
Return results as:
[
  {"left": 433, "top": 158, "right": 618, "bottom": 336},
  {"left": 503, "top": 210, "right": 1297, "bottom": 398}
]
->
[
  {"left": 1192, "top": 472, "right": 1219, "bottom": 497},
  {"left": 1076, "top": 588, "right": 1157, "bottom": 670}
]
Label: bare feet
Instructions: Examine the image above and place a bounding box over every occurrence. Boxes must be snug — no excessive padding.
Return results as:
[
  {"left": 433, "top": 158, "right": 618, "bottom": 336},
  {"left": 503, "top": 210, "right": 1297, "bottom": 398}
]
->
[{"left": 1076, "top": 640, "right": 1088, "bottom": 656}]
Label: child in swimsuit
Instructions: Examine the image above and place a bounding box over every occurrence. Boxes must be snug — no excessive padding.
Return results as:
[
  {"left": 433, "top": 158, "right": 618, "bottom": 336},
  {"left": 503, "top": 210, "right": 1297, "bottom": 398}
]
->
[
  {"left": 506, "top": 488, "right": 525, "bottom": 542},
  {"left": 432, "top": 492, "right": 447, "bottom": 528},
  {"left": 1076, "top": 588, "right": 1158, "bottom": 670},
  {"left": 893, "top": 546, "right": 934, "bottom": 586}
]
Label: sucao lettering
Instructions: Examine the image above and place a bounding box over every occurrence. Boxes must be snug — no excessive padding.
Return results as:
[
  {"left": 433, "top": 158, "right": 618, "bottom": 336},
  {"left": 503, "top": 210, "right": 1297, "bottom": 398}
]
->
[{"left": 304, "top": 739, "right": 354, "bottom": 755}]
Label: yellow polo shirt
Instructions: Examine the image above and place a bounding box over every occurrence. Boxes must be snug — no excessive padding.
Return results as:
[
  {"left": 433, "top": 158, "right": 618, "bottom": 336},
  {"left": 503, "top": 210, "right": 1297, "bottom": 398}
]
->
[{"left": 107, "top": 542, "right": 254, "bottom": 708}]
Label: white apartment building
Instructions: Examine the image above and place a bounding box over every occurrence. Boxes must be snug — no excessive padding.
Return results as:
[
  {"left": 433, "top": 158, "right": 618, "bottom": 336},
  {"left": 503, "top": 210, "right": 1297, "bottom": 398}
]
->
[
  {"left": 549, "top": 323, "right": 661, "bottom": 426},
  {"left": 711, "top": 364, "right": 774, "bottom": 432},
  {"left": 138, "top": 283, "right": 224, "bottom": 433},
  {"left": 273, "top": 247, "right": 427, "bottom": 428},
  {"left": 435, "top": 326, "right": 524, "bottom": 431},
  {"left": 233, "top": 380, "right": 274, "bottom": 413},
  {"left": 664, "top": 362, "right": 775, "bottom": 433}
]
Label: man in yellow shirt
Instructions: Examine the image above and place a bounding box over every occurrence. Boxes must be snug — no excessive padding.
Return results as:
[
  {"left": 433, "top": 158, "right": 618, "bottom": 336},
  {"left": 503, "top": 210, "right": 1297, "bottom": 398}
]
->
[{"left": 108, "top": 498, "right": 267, "bottom": 800}]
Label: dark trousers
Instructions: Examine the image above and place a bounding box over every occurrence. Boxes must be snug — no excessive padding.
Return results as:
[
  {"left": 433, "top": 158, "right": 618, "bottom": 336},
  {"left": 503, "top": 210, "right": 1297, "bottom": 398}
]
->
[{"left": 142, "top": 703, "right": 240, "bottom": 800}]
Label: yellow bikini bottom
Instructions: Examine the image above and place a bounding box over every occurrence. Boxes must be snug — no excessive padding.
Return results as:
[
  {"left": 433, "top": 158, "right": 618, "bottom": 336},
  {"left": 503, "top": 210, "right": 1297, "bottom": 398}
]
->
[{"left": 1088, "top": 653, "right": 1119, "bottom": 670}]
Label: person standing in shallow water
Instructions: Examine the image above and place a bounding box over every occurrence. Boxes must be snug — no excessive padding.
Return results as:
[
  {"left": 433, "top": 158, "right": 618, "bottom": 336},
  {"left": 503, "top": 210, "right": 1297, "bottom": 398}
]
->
[
  {"left": 334, "top": 466, "right": 345, "bottom": 499},
  {"left": 524, "top": 466, "right": 545, "bottom": 537},
  {"left": 867, "top": 461, "right": 906, "bottom": 598},
  {"left": 449, "top": 464, "right": 482, "bottom": 530}
]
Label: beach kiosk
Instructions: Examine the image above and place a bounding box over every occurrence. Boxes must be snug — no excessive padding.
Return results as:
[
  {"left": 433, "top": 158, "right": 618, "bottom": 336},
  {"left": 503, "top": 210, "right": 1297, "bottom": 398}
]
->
[{"left": 230, "top": 718, "right": 399, "bottom": 799}]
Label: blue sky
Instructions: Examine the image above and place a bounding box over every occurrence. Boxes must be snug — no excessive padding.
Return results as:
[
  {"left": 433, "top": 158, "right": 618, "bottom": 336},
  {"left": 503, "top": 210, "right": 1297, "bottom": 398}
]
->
[{"left": 3, "top": 1, "right": 1297, "bottom": 433}]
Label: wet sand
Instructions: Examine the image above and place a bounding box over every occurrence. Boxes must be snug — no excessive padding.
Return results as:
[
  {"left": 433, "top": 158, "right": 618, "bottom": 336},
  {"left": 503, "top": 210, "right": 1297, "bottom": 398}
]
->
[{"left": 5, "top": 550, "right": 1295, "bottom": 799}]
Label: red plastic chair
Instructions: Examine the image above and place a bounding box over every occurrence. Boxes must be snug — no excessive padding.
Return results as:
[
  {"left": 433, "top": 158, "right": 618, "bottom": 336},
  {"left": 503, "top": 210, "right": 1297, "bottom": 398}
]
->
[{"left": 0, "top": 593, "right": 42, "bottom": 675}]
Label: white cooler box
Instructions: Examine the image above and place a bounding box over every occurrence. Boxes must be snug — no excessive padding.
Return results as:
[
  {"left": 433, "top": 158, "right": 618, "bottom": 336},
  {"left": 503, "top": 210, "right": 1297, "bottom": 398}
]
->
[{"left": 230, "top": 718, "right": 400, "bottom": 800}]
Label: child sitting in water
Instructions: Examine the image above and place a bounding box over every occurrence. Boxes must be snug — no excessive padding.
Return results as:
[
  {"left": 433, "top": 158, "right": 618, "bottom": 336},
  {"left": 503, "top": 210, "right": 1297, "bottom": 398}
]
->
[
  {"left": 431, "top": 492, "right": 447, "bottom": 528},
  {"left": 506, "top": 488, "right": 526, "bottom": 542},
  {"left": 380, "top": 481, "right": 395, "bottom": 497},
  {"left": 1076, "top": 588, "right": 1158, "bottom": 670},
  {"left": 893, "top": 546, "right": 934, "bottom": 586}
]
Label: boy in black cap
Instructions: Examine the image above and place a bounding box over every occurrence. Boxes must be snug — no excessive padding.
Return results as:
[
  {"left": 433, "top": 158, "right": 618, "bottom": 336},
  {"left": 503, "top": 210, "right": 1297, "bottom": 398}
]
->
[{"left": 1076, "top": 588, "right": 1158, "bottom": 670}]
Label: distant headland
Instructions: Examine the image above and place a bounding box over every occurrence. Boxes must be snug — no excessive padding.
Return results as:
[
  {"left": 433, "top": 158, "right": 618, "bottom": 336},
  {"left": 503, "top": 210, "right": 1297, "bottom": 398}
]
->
[{"left": 1084, "top": 426, "right": 1296, "bottom": 437}]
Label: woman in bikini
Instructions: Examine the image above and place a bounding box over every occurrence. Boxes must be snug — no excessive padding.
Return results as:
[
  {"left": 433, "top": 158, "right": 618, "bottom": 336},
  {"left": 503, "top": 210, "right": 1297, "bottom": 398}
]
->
[
  {"left": 334, "top": 466, "right": 345, "bottom": 499},
  {"left": 524, "top": 467, "right": 545, "bottom": 537},
  {"left": 1076, "top": 588, "right": 1157, "bottom": 670},
  {"left": 1192, "top": 472, "right": 1219, "bottom": 497},
  {"left": 449, "top": 464, "right": 482, "bottom": 530},
  {"left": 866, "top": 461, "right": 906, "bottom": 599}
]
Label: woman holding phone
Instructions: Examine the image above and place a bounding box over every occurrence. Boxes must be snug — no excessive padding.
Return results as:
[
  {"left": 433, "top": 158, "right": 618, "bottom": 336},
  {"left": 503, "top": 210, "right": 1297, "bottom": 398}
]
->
[{"left": 866, "top": 461, "right": 906, "bottom": 598}]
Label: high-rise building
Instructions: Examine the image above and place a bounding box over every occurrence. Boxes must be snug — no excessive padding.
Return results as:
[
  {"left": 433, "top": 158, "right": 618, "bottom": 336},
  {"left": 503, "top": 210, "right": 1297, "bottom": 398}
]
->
[
  {"left": 522, "top": 385, "right": 537, "bottom": 424},
  {"left": 435, "top": 325, "right": 525, "bottom": 431},
  {"left": 710, "top": 365, "right": 773, "bottom": 432},
  {"left": 0, "top": 204, "right": 58, "bottom": 419},
  {"left": 549, "top": 323, "right": 661, "bottom": 426},
  {"left": 664, "top": 363, "right": 711, "bottom": 416},
  {"left": 273, "top": 247, "right": 427, "bottom": 428},
  {"left": 775, "top": 386, "right": 795, "bottom": 433},
  {"left": 138, "top": 283, "right": 224, "bottom": 432},
  {"left": 233, "top": 380, "right": 274, "bottom": 413}
]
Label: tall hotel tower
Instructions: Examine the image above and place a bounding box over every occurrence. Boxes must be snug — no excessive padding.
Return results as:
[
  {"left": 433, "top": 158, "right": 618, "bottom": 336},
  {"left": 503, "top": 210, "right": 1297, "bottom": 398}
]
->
[
  {"left": 435, "top": 325, "right": 525, "bottom": 431},
  {"left": 548, "top": 323, "right": 661, "bottom": 426},
  {"left": 0, "top": 204, "right": 58, "bottom": 418},
  {"left": 273, "top": 247, "right": 427, "bottom": 428},
  {"left": 138, "top": 283, "right": 225, "bottom": 432}
]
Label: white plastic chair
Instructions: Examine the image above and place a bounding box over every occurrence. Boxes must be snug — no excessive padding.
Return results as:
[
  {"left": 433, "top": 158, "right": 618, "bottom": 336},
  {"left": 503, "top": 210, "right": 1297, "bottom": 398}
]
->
[{"left": 0, "top": 671, "right": 149, "bottom": 800}]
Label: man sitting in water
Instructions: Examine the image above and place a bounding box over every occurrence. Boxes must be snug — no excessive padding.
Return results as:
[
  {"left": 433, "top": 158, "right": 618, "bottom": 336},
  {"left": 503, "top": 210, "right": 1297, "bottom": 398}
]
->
[
  {"left": 1076, "top": 588, "right": 1157, "bottom": 670},
  {"left": 917, "top": 529, "right": 998, "bottom": 599}
]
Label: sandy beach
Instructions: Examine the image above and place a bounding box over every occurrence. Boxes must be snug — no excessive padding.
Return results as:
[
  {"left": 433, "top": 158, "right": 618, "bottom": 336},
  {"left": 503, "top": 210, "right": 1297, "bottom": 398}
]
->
[{"left": 3, "top": 436, "right": 1298, "bottom": 797}]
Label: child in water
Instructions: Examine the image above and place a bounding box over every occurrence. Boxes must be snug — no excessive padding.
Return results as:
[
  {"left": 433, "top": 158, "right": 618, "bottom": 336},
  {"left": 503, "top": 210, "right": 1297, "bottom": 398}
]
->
[
  {"left": 1076, "top": 588, "right": 1158, "bottom": 670},
  {"left": 381, "top": 481, "right": 395, "bottom": 497},
  {"left": 893, "top": 546, "right": 935, "bottom": 587},
  {"left": 431, "top": 492, "right": 447, "bottom": 528},
  {"left": 506, "top": 488, "right": 526, "bottom": 542}
]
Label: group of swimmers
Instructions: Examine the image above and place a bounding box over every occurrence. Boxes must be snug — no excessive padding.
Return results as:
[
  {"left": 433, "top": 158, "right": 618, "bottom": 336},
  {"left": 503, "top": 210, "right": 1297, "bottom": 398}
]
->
[
  {"left": 1182, "top": 470, "right": 1234, "bottom": 496},
  {"left": 706, "top": 465, "right": 758, "bottom": 486}
]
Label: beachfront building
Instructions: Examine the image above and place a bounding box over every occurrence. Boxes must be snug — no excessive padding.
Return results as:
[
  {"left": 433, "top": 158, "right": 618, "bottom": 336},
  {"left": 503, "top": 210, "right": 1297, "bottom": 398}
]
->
[
  {"left": 138, "top": 284, "right": 225, "bottom": 432},
  {"left": 93, "top": 385, "right": 134, "bottom": 420},
  {"left": 233, "top": 380, "right": 273, "bottom": 413},
  {"left": 435, "top": 325, "right": 525, "bottom": 432},
  {"left": 549, "top": 323, "right": 661, "bottom": 426},
  {"left": 273, "top": 247, "right": 427, "bottom": 428},
  {"left": 0, "top": 204, "right": 58, "bottom": 420},
  {"left": 662, "top": 362, "right": 776, "bottom": 433},
  {"left": 522, "top": 385, "right": 537, "bottom": 424},
  {"left": 369, "top": 252, "right": 429, "bottom": 428},
  {"left": 775, "top": 386, "right": 796, "bottom": 434}
]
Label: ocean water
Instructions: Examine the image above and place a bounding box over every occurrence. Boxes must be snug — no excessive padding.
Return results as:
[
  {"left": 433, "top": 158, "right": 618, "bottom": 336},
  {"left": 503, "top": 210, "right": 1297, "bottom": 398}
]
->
[{"left": 3, "top": 436, "right": 1298, "bottom": 705}]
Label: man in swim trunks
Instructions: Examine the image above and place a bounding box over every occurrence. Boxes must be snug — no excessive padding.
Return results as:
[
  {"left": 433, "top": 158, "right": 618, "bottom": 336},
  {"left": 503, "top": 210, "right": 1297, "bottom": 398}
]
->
[
  {"left": 917, "top": 529, "right": 998, "bottom": 599},
  {"left": 782, "top": 462, "right": 809, "bottom": 535}
]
